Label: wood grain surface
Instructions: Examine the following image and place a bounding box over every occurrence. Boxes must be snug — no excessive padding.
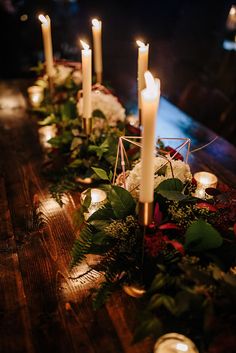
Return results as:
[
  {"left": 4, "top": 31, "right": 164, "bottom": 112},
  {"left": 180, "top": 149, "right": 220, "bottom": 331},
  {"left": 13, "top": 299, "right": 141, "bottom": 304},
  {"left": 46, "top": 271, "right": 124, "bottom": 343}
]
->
[{"left": 0, "top": 80, "right": 235, "bottom": 353}]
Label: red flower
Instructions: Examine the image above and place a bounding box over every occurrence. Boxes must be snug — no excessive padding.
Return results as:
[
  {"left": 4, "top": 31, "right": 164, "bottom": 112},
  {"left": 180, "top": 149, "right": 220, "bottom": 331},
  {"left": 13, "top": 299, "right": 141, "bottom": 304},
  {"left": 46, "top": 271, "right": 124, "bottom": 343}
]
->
[{"left": 165, "top": 146, "right": 184, "bottom": 161}]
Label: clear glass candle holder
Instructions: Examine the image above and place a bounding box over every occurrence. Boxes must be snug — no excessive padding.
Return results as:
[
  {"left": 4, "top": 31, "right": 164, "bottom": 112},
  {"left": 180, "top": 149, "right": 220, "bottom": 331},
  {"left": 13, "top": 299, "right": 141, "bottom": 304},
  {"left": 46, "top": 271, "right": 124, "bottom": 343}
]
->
[
  {"left": 81, "top": 188, "right": 107, "bottom": 219},
  {"left": 194, "top": 171, "right": 218, "bottom": 199},
  {"left": 38, "top": 124, "right": 57, "bottom": 149},
  {"left": 154, "top": 333, "right": 199, "bottom": 353},
  {"left": 28, "top": 86, "right": 44, "bottom": 108}
]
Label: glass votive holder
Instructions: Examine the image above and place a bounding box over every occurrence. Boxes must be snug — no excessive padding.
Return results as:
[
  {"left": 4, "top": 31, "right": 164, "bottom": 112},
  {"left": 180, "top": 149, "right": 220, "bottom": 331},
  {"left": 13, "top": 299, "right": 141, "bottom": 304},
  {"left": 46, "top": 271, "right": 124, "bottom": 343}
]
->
[
  {"left": 81, "top": 188, "right": 107, "bottom": 219},
  {"left": 226, "top": 5, "right": 236, "bottom": 31},
  {"left": 194, "top": 171, "right": 218, "bottom": 199},
  {"left": 154, "top": 333, "right": 199, "bottom": 353},
  {"left": 126, "top": 114, "right": 139, "bottom": 128},
  {"left": 38, "top": 124, "right": 57, "bottom": 149},
  {"left": 28, "top": 85, "right": 44, "bottom": 108}
]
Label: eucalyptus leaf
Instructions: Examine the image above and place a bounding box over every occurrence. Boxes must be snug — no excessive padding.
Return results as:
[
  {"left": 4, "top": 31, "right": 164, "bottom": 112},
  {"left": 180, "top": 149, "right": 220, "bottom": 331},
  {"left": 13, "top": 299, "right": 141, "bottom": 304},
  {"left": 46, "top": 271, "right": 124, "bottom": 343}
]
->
[{"left": 185, "top": 219, "right": 223, "bottom": 252}]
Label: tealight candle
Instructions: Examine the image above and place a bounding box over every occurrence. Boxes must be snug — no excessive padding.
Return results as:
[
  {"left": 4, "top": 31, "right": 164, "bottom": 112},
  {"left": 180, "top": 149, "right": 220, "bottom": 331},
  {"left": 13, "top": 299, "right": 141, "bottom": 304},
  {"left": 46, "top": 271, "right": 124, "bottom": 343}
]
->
[
  {"left": 81, "top": 188, "right": 107, "bottom": 219},
  {"left": 194, "top": 171, "right": 218, "bottom": 199},
  {"left": 28, "top": 86, "right": 44, "bottom": 107},
  {"left": 154, "top": 333, "right": 199, "bottom": 353},
  {"left": 38, "top": 124, "right": 57, "bottom": 149}
]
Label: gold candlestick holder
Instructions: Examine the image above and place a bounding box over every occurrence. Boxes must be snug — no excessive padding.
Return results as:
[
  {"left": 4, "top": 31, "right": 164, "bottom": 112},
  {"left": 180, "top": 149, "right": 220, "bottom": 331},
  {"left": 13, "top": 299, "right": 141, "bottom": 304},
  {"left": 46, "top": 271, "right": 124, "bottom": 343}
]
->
[
  {"left": 138, "top": 201, "right": 153, "bottom": 226},
  {"left": 82, "top": 118, "right": 93, "bottom": 136},
  {"left": 48, "top": 75, "right": 54, "bottom": 96},
  {"left": 138, "top": 108, "right": 142, "bottom": 126}
]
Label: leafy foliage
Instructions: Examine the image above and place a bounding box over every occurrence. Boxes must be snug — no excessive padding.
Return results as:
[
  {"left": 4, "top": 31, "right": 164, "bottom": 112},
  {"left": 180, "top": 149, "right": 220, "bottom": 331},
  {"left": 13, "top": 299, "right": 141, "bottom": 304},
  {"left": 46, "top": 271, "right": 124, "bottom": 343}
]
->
[{"left": 71, "top": 178, "right": 236, "bottom": 352}]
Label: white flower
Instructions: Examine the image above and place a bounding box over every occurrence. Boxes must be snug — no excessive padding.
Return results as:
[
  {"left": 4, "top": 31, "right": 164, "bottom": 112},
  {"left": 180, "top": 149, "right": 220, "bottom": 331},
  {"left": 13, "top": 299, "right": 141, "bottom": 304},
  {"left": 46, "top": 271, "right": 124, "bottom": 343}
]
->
[
  {"left": 72, "top": 70, "right": 82, "bottom": 85},
  {"left": 124, "top": 156, "right": 192, "bottom": 199},
  {"left": 77, "top": 90, "right": 126, "bottom": 127},
  {"left": 53, "top": 65, "right": 73, "bottom": 86}
]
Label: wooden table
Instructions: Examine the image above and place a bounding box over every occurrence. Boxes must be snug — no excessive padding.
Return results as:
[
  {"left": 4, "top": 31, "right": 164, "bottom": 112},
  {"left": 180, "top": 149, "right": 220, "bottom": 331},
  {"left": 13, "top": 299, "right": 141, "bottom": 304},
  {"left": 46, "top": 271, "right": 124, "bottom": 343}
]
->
[{"left": 0, "top": 80, "right": 235, "bottom": 353}]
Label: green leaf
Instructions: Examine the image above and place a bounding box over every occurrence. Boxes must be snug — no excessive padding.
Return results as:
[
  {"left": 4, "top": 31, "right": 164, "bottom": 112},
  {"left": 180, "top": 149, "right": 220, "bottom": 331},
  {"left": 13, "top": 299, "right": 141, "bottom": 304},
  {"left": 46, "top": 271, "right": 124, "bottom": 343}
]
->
[
  {"left": 157, "top": 190, "right": 187, "bottom": 201},
  {"left": 88, "top": 205, "right": 116, "bottom": 221},
  {"left": 38, "top": 114, "right": 56, "bottom": 126},
  {"left": 156, "top": 178, "right": 184, "bottom": 192},
  {"left": 68, "top": 159, "right": 83, "bottom": 169},
  {"left": 185, "top": 219, "right": 223, "bottom": 252},
  {"left": 92, "top": 231, "right": 112, "bottom": 246},
  {"left": 92, "top": 109, "right": 106, "bottom": 119},
  {"left": 109, "top": 170, "right": 113, "bottom": 181},
  {"left": 149, "top": 273, "right": 166, "bottom": 292},
  {"left": 89, "top": 219, "right": 111, "bottom": 231},
  {"left": 73, "top": 208, "right": 84, "bottom": 229},
  {"left": 83, "top": 190, "right": 92, "bottom": 209},
  {"left": 108, "top": 185, "right": 136, "bottom": 219},
  {"left": 61, "top": 99, "right": 77, "bottom": 120},
  {"left": 155, "top": 178, "right": 186, "bottom": 201},
  {"left": 133, "top": 315, "right": 162, "bottom": 343},
  {"left": 91, "top": 167, "right": 110, "bottom": 180}
]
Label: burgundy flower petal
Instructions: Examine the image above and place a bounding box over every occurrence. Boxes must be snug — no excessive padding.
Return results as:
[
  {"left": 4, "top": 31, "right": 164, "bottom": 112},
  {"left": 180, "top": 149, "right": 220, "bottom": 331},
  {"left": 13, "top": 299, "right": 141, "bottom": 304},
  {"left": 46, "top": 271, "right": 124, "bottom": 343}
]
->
[
  {"left": 162, "top": 235, "right": 185, "bottom": 254},
  {"left": 159, "top": 223, "right": 179, "bottom": 230},
  {"left": 153, "top": 202, "right": 163, "bottom": 225},
  {"left": 196, "top": 202, "right": 217, "bottom": 212}
]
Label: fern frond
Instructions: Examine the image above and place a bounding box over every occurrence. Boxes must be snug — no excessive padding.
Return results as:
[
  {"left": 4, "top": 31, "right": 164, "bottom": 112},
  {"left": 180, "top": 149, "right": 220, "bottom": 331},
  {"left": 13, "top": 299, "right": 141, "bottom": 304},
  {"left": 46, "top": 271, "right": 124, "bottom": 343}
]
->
[{"left": 70, "top": 225, "right": 94, "bottom": 267}]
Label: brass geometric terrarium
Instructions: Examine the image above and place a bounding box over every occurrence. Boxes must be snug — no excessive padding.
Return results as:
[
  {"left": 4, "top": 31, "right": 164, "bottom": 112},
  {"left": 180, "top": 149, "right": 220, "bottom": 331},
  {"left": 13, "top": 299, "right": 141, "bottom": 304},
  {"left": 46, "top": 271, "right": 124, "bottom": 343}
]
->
[{"left": 113, "top": 135, "right": 191, "bottom": 190}]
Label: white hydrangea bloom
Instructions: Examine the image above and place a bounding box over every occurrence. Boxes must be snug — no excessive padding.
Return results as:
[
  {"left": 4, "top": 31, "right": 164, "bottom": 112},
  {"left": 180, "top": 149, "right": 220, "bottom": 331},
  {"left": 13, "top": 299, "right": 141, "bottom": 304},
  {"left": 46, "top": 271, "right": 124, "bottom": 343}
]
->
[
  {"left": 72, "top": 70, "right": 82, "bottom": 85},
  {"left": 125, "top": 156, "right": 192, "bottom": 199},
  {"left": 53, "top": 65, "right": 73, "bottom": 86},
  {"left": 77, "top": 90, "right": 126, "bottom": 126}
]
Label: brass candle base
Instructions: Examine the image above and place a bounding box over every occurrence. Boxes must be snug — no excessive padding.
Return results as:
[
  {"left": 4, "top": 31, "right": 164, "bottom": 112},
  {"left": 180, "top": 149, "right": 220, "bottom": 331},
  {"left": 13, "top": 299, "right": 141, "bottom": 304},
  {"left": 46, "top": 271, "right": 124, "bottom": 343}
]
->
[
  {"left": 138, "top": 201, "right": 153, "bottom": 226},
  {"left": 96, "top": 72, "right": 102, "bottom": 84},
  {"left": 48, "top": 76, "right": 54, "bottom": 96},
  {"left": 138, "top": 108, "right": 142, "bottom": 126},
  {"left": 82, "top": 118, "right": 93, "bottom": 136}
]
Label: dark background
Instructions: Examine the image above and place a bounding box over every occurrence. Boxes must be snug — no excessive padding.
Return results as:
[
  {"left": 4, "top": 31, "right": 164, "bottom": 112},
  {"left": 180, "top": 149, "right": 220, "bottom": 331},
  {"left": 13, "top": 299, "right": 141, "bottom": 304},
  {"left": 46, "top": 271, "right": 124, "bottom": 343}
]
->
[{"left": 0, "top": 0, "right": 235, "bottom": 144}]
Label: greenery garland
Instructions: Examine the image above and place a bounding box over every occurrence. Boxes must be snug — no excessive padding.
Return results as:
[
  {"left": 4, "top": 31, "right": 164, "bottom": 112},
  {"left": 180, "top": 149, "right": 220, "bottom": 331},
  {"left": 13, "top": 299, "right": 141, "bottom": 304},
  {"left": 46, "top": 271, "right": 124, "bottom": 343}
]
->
[{"left": 71, "top": 167, "right": 236, "bottom": 352}]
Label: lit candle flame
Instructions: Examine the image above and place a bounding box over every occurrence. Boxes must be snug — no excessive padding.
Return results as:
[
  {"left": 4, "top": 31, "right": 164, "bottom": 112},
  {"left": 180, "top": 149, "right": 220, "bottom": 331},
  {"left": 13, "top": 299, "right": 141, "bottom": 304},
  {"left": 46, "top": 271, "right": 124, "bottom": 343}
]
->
[
  {"left": 176, "top": 343, "right": 189, "bottom": 352},
  {"left": 136, "top": 40, "right": 146, "bottom": 48},
  {"left": 144, "top": 71, "right": 160, "bottom": 94},
  {"left": 38, "top": 14, "right": 48, "bottom": 24},
  {"left": 92, "top": 18, "right": 100, "bottom": 28},
  {"left": 80, "top": 40, "right": 90, "bottom": 51},
  {"left": 230, "top": 6, "right": 236, "bottom": 16}
]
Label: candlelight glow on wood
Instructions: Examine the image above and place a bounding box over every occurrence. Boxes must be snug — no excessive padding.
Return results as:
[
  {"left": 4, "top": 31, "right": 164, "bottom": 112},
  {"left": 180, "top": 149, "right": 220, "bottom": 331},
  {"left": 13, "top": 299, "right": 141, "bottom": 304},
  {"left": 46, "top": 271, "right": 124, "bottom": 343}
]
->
[
  {"left": 80, "top": 39, "right": 92, "bottom": 134},
  {"left": 139, "top": 71, "right": 160, "bottom": 225},
  {"left": 194, "top": 171, "right": 218, "bottom": 199},
  {"left": 154, "top": 333, "right": 199, "bottom": 353},
  {"left": 136, "top": 39, "right": 149, "bottom": 122},
  {"left": 28, "top": 86, "right": 44, "bottom": 107},
  {"left": 92, "top": 18, "right": 102, "bottom": 83},
  {"left": 38, "top": 14, "right": 54, "bottom": 77},
  {"left": 81, "top": 188, "right": 107, "bottom": 219}
]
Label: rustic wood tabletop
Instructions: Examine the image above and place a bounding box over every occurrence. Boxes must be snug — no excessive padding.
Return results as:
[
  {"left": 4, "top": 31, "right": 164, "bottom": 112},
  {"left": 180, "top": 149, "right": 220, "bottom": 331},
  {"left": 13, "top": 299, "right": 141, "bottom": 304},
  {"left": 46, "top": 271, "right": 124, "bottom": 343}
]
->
[{"left": 0, "top": 80, "right": 235, "bottom": 353}]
